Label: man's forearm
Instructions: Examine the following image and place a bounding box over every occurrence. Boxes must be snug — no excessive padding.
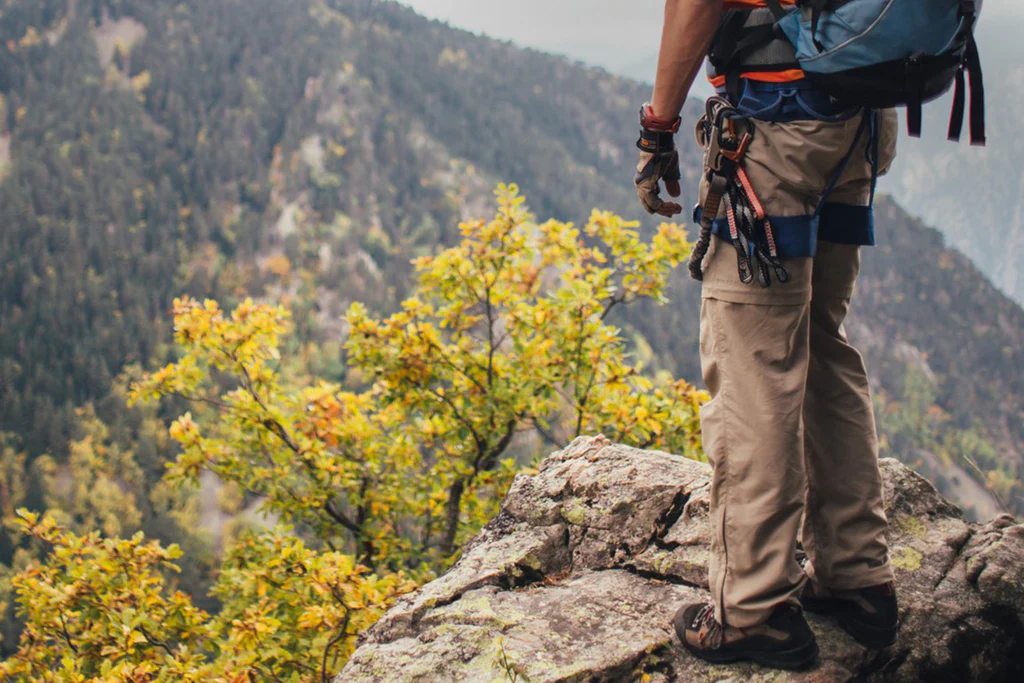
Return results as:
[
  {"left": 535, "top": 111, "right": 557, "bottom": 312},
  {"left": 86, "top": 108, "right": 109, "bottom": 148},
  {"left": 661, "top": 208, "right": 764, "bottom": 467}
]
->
[{"left": 651, "top": 0, "right": 723, "bottom": 120}]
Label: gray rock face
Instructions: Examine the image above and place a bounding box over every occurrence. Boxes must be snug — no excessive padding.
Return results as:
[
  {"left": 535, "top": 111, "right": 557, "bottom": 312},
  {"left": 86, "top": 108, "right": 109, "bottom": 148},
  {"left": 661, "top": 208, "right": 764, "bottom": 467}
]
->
[{"left": 339, "top": 436, "right": 1024, "bottom": 683}]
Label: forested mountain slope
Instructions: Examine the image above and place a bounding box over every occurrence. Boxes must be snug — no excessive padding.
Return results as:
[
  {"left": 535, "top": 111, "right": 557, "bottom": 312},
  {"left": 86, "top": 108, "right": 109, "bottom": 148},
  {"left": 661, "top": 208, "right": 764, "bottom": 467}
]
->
[
  {"left": 0, "top": 0, "right": 1020, "bottom": 518},
  {"left": 884, "top": 20, "right": 1024, "bottom": 305}
]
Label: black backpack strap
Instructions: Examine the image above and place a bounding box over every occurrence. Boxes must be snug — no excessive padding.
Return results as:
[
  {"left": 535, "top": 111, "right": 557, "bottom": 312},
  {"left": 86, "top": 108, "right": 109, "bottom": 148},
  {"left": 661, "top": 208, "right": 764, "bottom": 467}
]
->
[
  {"left": 708, "top": 7, "right": 798, "bottom": 102},
  {"left": 762, "top": 0, "right": 790, "bottom": 21},
  {"left": 726, "top": 69, "right": 742, "bottom": 103},
  {"left": 708, "top": 11, "right": 748, "bottom": 100},
  {"left": 815, "top": 109, "right": 871, "bottom": 218},
  {"left": 806, "top": 0, "right": 830, "bottom": 51},
  {"left": 906, "top": 101, "right": 923, "bottom": 138},
  {"left": 948, "top": 66, "right": 966, "bottom": 142},
  {"left": 708, "top": 10, "right": 749, "bottom": 70},
  {"left": 707, "top": 6, "right": 800, "bottom": 102},
  {"left": 905, "top": 57, "right": 925, "bottom": 138},
  {"left": 947, "top": 2, "right": 986, "bottom": 146},
  {"left": 728, "top": 24, "right": 781, "bottom": 69},
  {"left": 964, "top": 33, "right": 985, "bottom": 145}
]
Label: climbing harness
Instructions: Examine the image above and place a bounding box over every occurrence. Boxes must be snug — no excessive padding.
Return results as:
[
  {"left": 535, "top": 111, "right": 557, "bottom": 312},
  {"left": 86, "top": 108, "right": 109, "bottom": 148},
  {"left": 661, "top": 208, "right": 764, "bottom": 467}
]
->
[{"left": 689, "top": 96, "right": 790, "bottom": 287}]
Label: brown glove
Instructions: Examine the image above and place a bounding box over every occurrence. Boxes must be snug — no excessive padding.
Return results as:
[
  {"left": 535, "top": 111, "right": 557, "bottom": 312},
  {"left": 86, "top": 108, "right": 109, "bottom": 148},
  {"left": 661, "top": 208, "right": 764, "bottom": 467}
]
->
[{"left": 634, "top": 103, "right": 683, "bottom": 218}]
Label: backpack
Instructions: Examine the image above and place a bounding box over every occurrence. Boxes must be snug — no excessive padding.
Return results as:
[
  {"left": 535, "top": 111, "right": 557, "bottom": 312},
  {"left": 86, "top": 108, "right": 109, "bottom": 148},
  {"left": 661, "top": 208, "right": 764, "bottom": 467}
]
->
[{"left": 709, "top": 0, "right": 986, "bottom": 144}]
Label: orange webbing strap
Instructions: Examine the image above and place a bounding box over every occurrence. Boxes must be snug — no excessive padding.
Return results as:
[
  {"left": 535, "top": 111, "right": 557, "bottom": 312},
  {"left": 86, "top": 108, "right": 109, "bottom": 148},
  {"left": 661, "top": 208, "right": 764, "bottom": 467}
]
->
[
  {"left": 727, "top": 163, "right": 788, "bottom": 286},
  {"left": 734, "top": 165, "right": 779, "bottom": 259},
  {"left": 708, "top": 69, "right": 806, "bottom": 88},
  {"left": 723, "top": 0, "right": 796, "bottom": 8},
  {"left": 724, "top": 192, "right": 755, "bottom": 285},
  {"left": 735, "top": 166, "right": 764, "bottom": 219}
]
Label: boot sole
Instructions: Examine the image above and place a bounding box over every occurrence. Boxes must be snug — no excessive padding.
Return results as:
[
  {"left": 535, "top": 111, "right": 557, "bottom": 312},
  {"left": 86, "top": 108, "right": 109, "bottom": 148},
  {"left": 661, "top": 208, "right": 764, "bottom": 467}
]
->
[
  {"left": 682, "top": 636, "right": 820, "bottom": 671},
  {"left": 804, "top": 599, "right": 898, "bottom": 649}
]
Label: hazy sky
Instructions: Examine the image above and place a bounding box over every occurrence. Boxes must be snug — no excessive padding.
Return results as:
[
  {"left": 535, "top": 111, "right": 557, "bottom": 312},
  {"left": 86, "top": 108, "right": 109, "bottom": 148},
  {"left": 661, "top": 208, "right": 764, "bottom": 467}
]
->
[
  {"left": 399, "top": 0, "right": 1022, "bottom": 78},
  {"left": 398, "top": 0, "right": 667, "bottom": 72}
]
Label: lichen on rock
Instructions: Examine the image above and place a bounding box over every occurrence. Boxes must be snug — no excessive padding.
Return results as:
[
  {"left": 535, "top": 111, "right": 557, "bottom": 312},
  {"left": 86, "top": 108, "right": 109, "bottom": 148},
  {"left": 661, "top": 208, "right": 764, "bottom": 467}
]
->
[{"left": 339, "top": 436, "right": 1024, "bottom": 683}]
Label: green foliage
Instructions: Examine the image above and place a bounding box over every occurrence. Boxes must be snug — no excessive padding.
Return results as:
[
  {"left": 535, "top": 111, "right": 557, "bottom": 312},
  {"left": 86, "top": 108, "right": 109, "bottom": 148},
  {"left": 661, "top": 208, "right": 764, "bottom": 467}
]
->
[
  {"left": 343, "top": 186, "right": 703, "bottom": 553},
  {"left": 0, "top": 513, "right": 411, "bottom": 682},
  {"left": 35, "top": 407, "right": 145, "bottom": 538},
  {"left": 0, "top": 512, "right": 213, "bottom": 682},
  {"left": 876, "top": 366, "right": 1023, "bottom": 518},
  {"left": 495, "top": 637, "right": 531, "bottom": 683},
  {"left": 0, "top": 404, "right": 213, "bottom": 655},
  {"left": 0, "top": 188, "right": 704, "bottom": 677},
  {"left": 861, "top": 199, "right": 1024, "bottom": 516},
  {"left": 0, "top": 0, "right": 378, "bottom": 457},
  {"left": 130, "top": 186, "right": 704, "bottom": 569},
  {"left": 208, "top": 531, "right": 414, "bottom": 680},
  {"left": 0, "top": 0, "right": 664, "bottom": 461}
]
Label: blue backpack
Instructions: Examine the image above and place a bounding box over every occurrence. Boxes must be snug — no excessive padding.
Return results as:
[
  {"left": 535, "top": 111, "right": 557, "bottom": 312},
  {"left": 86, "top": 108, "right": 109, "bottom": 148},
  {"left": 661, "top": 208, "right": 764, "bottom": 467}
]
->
[{"left": 708, "top": 0, "right": 985, "bottom": 144}]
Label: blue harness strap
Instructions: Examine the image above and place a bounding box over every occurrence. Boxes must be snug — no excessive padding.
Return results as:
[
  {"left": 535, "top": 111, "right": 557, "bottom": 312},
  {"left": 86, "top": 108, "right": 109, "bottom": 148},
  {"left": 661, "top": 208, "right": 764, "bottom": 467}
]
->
[{"left": 812, "top": 108, "right": 878, "bottom": 220}]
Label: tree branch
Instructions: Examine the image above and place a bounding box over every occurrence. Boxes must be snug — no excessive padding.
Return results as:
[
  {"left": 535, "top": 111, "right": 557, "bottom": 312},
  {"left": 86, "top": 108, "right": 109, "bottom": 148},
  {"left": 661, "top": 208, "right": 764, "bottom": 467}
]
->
[
  {"left": 532, "top": 417, "right": 566, "bottom": 449},
  {"left": 440, "top": 477, "right": 466, "bottom": 556},
  {"left": 324, "top": 499, "right": 362, "bottom": 535},
  {"left": 427, "top": 386, "right": 486, "bottom": 455},
  {"left": 476, "top": 418, "right": 518, "bottom": 474},
  {"left": 321, "top": 608, "right": 353, "bottom": 683},
  {"left": 138, "top": 625, "right": 175, "bottom": 658},
  {"left": 58, "top": 612, "right": 78, "bottom": 655}
]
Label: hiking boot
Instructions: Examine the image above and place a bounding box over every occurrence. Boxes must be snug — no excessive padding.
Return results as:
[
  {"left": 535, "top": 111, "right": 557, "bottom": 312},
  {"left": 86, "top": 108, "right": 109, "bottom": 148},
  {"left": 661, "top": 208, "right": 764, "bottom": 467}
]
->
[
  {"left": 801, "top": 581, "right": 900, "bottom": 649},
  {"left": 673, "top": 602, "right": 819, "bottom": 670}
]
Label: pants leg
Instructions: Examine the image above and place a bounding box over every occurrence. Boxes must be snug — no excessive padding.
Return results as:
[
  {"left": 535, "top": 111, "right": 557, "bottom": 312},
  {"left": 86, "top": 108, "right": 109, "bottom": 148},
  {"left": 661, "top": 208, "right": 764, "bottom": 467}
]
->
[
  {"left": 801, "top": 243, "right": 894, "bottom": 590},
  {"left": 700, "top": 238, "right": 813, "bottom": 628},
  {"left": 696, "top": 108, "right": 899, "bottom": 627}
]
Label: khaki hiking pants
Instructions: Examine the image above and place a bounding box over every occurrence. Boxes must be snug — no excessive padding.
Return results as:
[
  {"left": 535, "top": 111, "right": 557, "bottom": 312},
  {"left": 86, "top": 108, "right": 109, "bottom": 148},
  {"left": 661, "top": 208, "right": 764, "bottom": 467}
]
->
[{"left": 698, "top": 109, "right": 898, "bottom": 628}]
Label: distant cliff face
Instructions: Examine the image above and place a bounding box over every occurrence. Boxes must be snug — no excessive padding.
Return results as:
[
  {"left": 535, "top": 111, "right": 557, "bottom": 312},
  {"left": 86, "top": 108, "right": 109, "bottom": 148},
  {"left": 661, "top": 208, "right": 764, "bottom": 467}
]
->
[
  {"left": 884, "top": 20, "right": 1024, "bottom": 304},
  {"left": 339, "top": 437, "right": 1024, "bottom": 683}
]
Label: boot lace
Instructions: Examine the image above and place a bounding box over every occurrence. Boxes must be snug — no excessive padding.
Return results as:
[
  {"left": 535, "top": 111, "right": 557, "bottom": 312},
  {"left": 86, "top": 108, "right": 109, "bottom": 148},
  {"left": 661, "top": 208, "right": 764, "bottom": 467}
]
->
[{"left": 690, "top": 604, "right": 723, "bottom": 647}]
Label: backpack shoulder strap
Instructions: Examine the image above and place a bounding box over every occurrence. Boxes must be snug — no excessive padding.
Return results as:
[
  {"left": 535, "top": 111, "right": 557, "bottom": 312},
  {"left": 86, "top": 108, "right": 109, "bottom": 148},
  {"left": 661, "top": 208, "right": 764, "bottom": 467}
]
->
[
  {"left": 762, "top": 0, "right": 791, "bottom": 21},
  {"left": 947, "top": 3, "right": 986, "bottom": 145}
]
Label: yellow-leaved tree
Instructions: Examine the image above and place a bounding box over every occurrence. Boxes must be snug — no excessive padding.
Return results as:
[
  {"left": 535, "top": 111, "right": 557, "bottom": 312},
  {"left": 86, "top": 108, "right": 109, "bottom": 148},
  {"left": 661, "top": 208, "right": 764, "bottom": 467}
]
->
[{"left": 0, "top": 186, "right": 705, "bottom": 680}]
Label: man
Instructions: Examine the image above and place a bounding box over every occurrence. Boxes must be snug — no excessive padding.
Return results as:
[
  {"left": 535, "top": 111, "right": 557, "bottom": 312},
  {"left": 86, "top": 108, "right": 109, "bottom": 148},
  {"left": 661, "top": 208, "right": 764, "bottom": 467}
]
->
[{"left": 635, "top": 0, "right": 900, "bottom": 670}]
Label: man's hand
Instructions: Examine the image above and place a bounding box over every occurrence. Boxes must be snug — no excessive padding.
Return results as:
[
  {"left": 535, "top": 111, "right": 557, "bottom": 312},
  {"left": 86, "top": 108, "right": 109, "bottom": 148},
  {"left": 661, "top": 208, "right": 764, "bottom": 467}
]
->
[
  {"left": 635, "top": 103, "right": 683, "bottom": 217},
  {"left": 636, "top": 148, "right": 683, "bottom": 217}
]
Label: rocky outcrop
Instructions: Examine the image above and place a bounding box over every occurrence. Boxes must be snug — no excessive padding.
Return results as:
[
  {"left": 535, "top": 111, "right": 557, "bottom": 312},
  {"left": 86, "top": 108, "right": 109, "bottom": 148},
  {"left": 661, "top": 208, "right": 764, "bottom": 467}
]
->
[{"left": 339, "top": 436, "right": 1024, "bottom": 683}]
